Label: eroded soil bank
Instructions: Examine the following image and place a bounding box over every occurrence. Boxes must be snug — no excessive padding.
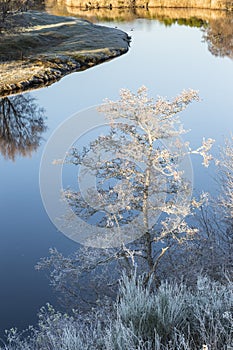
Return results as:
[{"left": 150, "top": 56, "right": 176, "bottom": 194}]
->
[{"left": 0, "top": 11, "right": 130, "bottom": 97}]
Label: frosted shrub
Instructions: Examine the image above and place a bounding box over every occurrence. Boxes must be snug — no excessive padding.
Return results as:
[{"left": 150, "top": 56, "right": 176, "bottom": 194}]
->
[
  {"left": 107, "top": 274, "right": 233, "bottom": 350},
  {"left": 189, "top": 276, "right": 233, "bottom": 348},
  {"left": 35, "top": 247, "right": 120, "bottom": 309},
  {"left": 1, "top": 275, "right": 232, "bottom": 350},
  {"left": 108, "top": 273, "right": 190, "bottom": 348},
  {"left": 115, "top": 273, "right": 189, "bottom": 344},
  {"left": 2, "top": 304, "right": 108, "bottom": 350}
]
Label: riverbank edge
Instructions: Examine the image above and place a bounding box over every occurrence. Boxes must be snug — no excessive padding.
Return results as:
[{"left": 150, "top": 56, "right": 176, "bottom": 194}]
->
[
  {"left": 0, "top": 12, "right": 130, "bottom": 97},
  {"left": 0, "top": 49, "right": 128, "bottom": 97}
]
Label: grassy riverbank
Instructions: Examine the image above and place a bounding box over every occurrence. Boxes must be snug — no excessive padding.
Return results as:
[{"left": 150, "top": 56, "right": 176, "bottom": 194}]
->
[{"left": 0, "top": 11, "right": 130, "bottom": 96}]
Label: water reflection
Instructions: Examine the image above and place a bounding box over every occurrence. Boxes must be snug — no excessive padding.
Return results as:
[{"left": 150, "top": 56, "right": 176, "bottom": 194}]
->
[
  {"left": 203, "top": 16, "right": 233, "bottom": 59},
  {"left": 46, "top": 2, "right": 233, "bottom": 59},
  {"left": 46, "top": 0, "right": 141, "bottom": 21},
  {"left": 45, "top": 1, "right": 225, "bottom": 22},
  {"left": 0, "top": 93, "right": 47, "bottom": 161}
]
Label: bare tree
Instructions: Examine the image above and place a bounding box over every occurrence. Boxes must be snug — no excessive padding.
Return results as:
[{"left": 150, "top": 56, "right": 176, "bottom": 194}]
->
[
  {"left": 193, "top": 137, "right": 233, "bottom": 280},
  {"left": 0, "top": 93, "right": 46, "bottom": 160},
  {"left": 210, "top": 136, "right": 233, "bottom": 271},
  {"left": 157, "top": 136, "right": 233, "bottom": 284}
]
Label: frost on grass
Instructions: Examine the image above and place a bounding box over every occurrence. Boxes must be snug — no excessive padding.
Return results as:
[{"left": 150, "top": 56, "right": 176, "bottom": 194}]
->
[{"left": 2, "top": 274, "right": 232, "bottom": 350}]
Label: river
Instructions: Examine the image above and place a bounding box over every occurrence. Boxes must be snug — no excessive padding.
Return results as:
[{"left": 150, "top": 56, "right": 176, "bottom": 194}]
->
[{"left": 0, "top": 7, "right": 233, "bottom": 336}]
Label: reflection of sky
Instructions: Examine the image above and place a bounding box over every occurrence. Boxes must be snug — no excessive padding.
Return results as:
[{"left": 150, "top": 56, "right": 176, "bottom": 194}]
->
[
  {"left": 37, "top": 20, "right": 233, "bottom": 191},
  {"left": 0, "top": 19, "right": 232, "bottom": 334}
]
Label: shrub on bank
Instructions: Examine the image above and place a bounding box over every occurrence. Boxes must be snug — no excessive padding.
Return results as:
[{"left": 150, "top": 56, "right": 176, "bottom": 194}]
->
[{"left": 1, "top": 274, "right": 232, "bottom": 350}]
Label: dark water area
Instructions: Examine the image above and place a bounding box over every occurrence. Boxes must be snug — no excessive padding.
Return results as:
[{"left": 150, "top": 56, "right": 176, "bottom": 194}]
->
[{"left": 0, "top": 9, "right": 233, "bottom": 337}]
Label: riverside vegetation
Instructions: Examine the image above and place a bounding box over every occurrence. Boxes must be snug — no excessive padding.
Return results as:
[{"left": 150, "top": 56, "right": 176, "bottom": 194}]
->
[
  {"left": 1, "top": 275, "right": 233, "bottom": 349},
  {"left": 46, "top": 0, "right": 233, "bottom": 11},
  {"left": 0, "top": 88, "right": 232, "bottom": 349}
]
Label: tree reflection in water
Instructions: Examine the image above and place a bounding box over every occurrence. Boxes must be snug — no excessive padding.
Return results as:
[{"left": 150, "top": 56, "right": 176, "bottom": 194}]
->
[
  {"left": 0, "top": 93, "right": 47, "bottom": 161},
  {"left": 204, "top": 16, "right": 233, "bottom": 59},
  {"left": 46, "top": 1, "right": 233, "bottom": 60}
]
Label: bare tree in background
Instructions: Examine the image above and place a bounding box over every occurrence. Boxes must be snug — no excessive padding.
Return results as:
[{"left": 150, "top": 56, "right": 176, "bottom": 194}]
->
[
  {"left": 0, "top": 93, "right": 46, "bottom": 160},
  {"left": 203, "top": 136, "right": 233, "bottom": 274},
  {"left": 157, "top": 136, "right": 233, "bottom": 284}
]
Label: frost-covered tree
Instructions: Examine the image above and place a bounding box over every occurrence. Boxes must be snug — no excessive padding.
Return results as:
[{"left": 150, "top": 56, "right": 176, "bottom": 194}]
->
[{"left": 37, "top": 87, "right": 214, "bottom": 307}]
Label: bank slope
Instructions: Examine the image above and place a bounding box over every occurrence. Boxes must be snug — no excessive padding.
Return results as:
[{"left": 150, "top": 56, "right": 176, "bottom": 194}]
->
[{"left": 0, "top": 11, "right": 130, "bottom": 96}]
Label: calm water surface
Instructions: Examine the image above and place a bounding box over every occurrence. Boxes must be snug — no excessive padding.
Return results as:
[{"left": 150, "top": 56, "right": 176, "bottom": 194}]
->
[{"left": 0, "top": 13, "right": 233, "bottom": 335}]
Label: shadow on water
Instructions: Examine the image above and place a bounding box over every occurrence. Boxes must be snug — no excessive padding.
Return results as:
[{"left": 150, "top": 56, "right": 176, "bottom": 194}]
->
[
  {"left": 0, "top": 93, "right": 47, "bottom": 161},
  {"left": 46, "top": 1, "right": 233, "bottom": 60}
]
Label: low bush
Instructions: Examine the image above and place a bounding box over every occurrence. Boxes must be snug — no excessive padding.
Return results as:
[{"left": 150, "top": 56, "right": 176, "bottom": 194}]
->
[{"left": 1, "top": 274, "right": 232, "bottom": 350}]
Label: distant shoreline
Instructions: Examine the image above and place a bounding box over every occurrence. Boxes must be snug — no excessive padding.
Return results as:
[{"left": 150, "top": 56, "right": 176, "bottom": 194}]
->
[
  {"left": 0, "top": 11, "right": 130, "bottom": 97},
  {"left": 48, "top": 0, "right": 233, "bottom": 11}
]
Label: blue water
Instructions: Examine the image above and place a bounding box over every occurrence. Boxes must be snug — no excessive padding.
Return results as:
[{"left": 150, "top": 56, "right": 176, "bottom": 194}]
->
[{"left": 0, "top": 18, "right": 232, "bottom": 335}]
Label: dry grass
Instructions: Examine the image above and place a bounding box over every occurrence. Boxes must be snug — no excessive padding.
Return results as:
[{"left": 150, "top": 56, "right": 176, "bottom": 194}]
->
[
  {"left": 0, "top": 11, "right": 130, "bottom": 96},
  {"left": 0, "top": 61, "right": 45, "bottom": 85}
]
